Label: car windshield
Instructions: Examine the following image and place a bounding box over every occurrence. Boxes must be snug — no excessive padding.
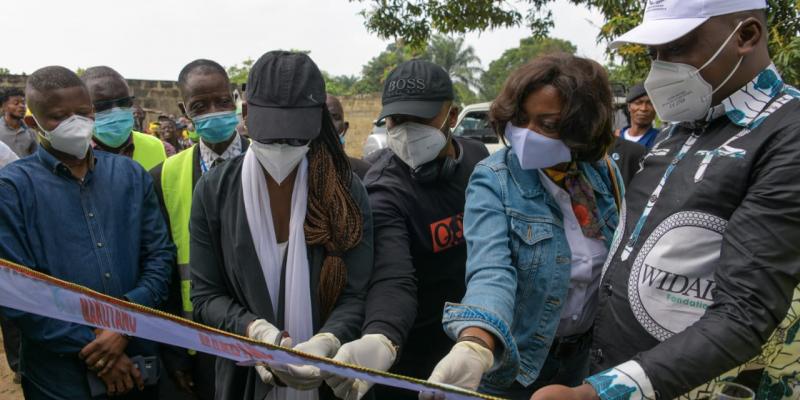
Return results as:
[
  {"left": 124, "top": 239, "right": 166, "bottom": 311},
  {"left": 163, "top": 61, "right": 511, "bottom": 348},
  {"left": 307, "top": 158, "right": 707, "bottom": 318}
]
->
[{"left": 453, "top": 111, "right": 496, "bottom": 143}]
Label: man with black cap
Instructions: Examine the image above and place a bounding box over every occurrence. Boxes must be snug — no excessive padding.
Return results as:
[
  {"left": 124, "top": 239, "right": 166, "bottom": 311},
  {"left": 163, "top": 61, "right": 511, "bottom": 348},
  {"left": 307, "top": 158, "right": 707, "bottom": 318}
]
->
[
  {"left": 190, "top": 50, "right": 373, "bottom": 400},
  {"left": 615, "top": 83, "right": 659, "bottom": 149},
  {"left": 532, "top": 0, "right": 800, "bottom": 399},
  {"left": 322, "top": 59, "right": 488, "bottom": 400}
]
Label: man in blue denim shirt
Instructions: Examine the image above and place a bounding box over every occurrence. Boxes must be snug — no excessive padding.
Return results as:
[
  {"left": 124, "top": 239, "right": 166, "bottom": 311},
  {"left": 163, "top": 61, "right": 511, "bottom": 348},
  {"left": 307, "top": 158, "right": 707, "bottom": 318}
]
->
[{"left": 0, "top": 66, "right": 174, "bottom": 399}]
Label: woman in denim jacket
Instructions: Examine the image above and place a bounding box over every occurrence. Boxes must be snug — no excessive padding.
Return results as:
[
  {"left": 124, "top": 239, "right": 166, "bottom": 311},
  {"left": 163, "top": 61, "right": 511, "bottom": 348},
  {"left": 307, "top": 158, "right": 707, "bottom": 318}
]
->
[{"left": 422, "top": 54, "right": 623, "bottom": 400}]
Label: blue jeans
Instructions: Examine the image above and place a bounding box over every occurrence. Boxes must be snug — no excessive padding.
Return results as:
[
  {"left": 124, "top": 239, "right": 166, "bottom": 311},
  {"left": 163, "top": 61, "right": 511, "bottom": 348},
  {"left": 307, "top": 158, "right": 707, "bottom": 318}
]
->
[{"left": 481, "top": 332, "right": 592, "bottom": 400}]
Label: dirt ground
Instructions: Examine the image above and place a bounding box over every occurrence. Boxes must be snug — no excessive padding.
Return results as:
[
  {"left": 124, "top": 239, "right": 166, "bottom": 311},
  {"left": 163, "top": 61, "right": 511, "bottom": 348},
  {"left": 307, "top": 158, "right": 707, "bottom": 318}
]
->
[{"left": 0, "top": 334, "right": 23, "bottom": 400}]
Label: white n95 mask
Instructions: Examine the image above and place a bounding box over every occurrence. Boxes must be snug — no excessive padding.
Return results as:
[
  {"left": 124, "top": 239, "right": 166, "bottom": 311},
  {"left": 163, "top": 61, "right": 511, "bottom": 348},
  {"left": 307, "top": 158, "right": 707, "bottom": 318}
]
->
[
  {"left": 644, "top": 21, "right": 744, "bottom": 123},
  {"left": 250, "top": 141, "right": 310, "bottom": 184},
  {"left": 35, "top": 114, "right": 95, "bottom": 159},
  {"left": 387, "top": 122, "right": 447, "bottom": 169}
]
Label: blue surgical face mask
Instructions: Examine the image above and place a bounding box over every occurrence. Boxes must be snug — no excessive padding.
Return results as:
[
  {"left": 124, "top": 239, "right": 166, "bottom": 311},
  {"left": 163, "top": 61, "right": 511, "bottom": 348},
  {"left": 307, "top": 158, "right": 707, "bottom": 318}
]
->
[
  {"left": 93, "top": 107, "right": 135, "bottom": 148},
  {"left": 193, "top": 111, "right": 238, "bottom": 144},
  {"left": 504, "top": 122, "right": 571, "bottom": 170}
]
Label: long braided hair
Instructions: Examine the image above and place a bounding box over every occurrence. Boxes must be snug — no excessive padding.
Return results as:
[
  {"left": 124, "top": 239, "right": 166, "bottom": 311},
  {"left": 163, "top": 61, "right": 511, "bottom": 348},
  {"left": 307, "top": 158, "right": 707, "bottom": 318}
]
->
[{"left": 304, "top": 106, "right": 363, "bottom": 320}]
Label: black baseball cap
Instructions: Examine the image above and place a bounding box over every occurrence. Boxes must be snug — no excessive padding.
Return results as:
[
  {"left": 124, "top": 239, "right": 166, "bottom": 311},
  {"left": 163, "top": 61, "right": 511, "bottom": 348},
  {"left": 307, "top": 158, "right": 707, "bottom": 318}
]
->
[
  {"left": 246, "top": 51, "right": 326, "bottom": 141},
  {"left": 626, "top": 83, "right": 648, "bottom": 103},
  {"left": 378, "top": 59, "right": 454, "bottom": 120}
]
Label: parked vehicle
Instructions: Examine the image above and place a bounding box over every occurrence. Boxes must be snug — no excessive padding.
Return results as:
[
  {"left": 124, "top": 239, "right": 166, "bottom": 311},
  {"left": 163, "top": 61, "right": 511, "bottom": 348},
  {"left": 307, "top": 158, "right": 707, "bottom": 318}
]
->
[
  {"left": 452, "top": 102, "right": 502, "bottom": 153},
  {"left": 362, "top": 119, "right": 387, "bottom": 159}
]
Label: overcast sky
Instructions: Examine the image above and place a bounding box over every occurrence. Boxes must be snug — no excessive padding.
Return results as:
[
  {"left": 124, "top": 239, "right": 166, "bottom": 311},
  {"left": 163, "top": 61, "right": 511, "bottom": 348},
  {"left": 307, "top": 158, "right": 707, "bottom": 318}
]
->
[{"left": 1, "top": 0, "right": 606, "bottom": 81}]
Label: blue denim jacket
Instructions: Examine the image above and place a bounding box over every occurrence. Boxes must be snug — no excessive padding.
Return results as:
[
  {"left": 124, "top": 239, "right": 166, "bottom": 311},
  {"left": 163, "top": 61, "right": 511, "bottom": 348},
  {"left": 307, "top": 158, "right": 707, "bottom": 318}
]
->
[{"left": 442, "top": 148, "right": 621, "bottom": 389}]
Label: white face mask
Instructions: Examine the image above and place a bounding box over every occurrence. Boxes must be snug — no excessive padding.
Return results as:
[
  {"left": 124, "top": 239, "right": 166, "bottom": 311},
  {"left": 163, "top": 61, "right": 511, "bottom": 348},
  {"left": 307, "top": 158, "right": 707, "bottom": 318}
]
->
[
  {"left": 505, "top": 122, "right": 571, "bottom": 170},
  {"left": 387, "top": 119, "right": 448, "bottom": 169},
  {"left": 644, "top": 21, "right": 744, "bottom": 122},
  {"left": 250, "top": 141, "right": 310, "bottom": 184},
  {"left": 35, "top": 114, "right": 95, "bottom": 159}
]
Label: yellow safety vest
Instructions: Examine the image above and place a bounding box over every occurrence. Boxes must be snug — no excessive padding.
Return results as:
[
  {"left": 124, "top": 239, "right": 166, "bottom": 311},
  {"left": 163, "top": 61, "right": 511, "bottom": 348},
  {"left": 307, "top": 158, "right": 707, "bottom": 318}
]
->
[
  {"left": 161, "top": 145, "right": 196, "bottom": 317},
  {"left": 132, "top": 131, "right": 167, "bottom": 171}
]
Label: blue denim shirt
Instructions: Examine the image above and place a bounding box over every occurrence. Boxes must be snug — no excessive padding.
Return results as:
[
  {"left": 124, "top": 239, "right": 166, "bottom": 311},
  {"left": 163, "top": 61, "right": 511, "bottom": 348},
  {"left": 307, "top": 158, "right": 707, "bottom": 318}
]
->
[
  {"left": 442, "top": 148, "right": 621, "bottom": 389},
  {"left": 0, "top": 147, "right": 174, "bottom": 396}
]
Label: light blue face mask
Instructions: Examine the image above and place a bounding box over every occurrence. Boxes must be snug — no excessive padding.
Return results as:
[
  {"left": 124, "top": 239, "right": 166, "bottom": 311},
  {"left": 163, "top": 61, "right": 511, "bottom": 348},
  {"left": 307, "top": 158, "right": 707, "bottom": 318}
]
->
[
  {"left": 193, "top": 111, "right": 238, "bottom": 144},
  {"left": 504, "top": 122, "right": 571, "bottom": 170},
  {"left": 93, "top": 107, "right": 135, "bottom": 148}
]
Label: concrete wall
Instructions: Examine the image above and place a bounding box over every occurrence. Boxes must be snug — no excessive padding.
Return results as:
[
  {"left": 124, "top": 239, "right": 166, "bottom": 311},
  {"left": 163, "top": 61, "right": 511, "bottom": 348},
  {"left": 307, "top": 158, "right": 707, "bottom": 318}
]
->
[
  {"left": 0, "top": 74, "right": 183, "bottom": 128},
  {"left": 0, "top": 74, "right": 382, "bottom": 158},
  {"left": 340, "top": 93, "right": 382, "bottom": 158},
  {"left": 127, "top": 79, "right": 183, "bottom": 120}
]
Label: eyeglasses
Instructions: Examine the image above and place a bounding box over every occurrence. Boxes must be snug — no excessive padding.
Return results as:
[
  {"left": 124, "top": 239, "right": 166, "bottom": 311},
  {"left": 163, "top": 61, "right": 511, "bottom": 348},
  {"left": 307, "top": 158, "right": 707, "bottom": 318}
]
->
[
  {"left": 93, "top": 96, "right": 135, "bottom": 113},
  {"left": 257, "top": 138, "right": 310, "bottom": 147}
]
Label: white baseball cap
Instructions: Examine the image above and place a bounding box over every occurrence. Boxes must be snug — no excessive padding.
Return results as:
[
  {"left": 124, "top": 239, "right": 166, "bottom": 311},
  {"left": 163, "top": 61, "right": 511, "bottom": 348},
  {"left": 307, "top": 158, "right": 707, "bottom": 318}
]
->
[{"left": 610, "top": 0, "right": 767, "bottom": 48}]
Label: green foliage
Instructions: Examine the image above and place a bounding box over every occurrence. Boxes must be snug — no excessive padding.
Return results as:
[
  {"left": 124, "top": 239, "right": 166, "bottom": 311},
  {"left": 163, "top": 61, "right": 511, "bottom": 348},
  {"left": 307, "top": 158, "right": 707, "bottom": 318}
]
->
[
  {"left": 453, "top": 82, "right": 479, "bottom": 106},
  {"left": 0, "top": 67, "right": 9, "bottom": 76},
  {"left": 227, "top": 58, "right": 254, "bottom": 85},
  {"left": 352, "top": 42, "right": 424, "bottom": 94},
  {"left": 352, "top": 1, "right": 524, "bottom": 51},
  {"left": 479, "top": 37, "right": 576, "bottom": 100},
  {"left": 75, "top": 67, "right": 86, "bottom": 77},
  {"left": 767, "top": 0, "right": 800, "bottom": 85},
  {"left": 323, "top": 72, "right": 360, "bottom": 96},
  {"left": 354, "top": 0, "right": 800, "bottom": 87},
  {"left": 425, "top": 35, "right": 482, "bottom": 90}
]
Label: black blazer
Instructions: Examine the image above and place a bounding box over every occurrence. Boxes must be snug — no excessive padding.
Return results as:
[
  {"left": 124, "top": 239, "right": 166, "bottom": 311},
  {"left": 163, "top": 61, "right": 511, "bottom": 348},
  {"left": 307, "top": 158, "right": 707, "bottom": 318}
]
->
[{"left": 189, "top": 154, "right": 374, "bottom": 400}]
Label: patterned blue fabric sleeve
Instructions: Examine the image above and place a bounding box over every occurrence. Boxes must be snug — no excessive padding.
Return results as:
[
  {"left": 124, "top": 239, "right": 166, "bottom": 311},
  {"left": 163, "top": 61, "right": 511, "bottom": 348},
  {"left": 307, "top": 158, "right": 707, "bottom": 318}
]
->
[{"left": 586, "top": 361, "right": 656, "bottom": 400}]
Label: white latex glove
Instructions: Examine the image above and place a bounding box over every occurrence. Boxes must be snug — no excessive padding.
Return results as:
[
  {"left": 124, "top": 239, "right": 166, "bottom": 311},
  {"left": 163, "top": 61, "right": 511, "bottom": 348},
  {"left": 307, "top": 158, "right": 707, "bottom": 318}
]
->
[
  {"left": 247, "top": 319, "right": 293, "bottom": 385},
  {"left": 324, "top": 334, "right": 397, "bottom": 400},
  {"left": 247, "top": 319, "right": 282, "bottom": 345},
  {"left": 272, "top": 332, "right": 341, "bottom": 390},
  {"left": 255, "top": 336, "right": 293, "bottom": 385},
  {"left": 419, "top": 341, "right": 494, "bottom": 400}
]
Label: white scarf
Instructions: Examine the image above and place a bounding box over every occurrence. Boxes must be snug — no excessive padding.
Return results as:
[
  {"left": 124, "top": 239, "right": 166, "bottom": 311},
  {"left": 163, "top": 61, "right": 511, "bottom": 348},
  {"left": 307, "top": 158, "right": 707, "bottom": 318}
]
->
[{"left": 241, "top": 149, "right": 316, "bottom": 400}]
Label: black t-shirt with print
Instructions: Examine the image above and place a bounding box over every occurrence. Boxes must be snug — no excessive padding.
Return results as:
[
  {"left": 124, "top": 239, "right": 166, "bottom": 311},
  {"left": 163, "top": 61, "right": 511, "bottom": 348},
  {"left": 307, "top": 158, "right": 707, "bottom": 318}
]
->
[{"left": 362, "top": 137, "right": 489, "bottom": 381}]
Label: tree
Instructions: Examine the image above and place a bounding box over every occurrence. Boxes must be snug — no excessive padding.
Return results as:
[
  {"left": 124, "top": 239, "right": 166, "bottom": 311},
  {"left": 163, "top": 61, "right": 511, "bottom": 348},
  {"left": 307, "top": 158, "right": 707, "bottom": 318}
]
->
[
  {"left": 480, "top": 37, "right": 576, "bottom": 100},
  {"left": 227, "top": 57, "right": 360, "bottom": 97},
  {"left": 227, "top": 58, "right": 254, "bottom": 85},
  {"left": 421, "top": 34, "right": 483, "bottom": 104},
  {"left": 353, "top": 0, "right": 800, "bottom": 86},
  {"left": 351, "top": 0, "right": 553, "bottom": 51},
  {"left": 352, "top": 42, "right": 423, "bottom": 94},
  {"left": 0, "top": 67, "right": 9, "bottom": 76},
  {"left": 323, "top": 72, "right": 360, "bottom": 96},
  {"left": 425, "top": 35, "right": 482, "bottom": 89}
]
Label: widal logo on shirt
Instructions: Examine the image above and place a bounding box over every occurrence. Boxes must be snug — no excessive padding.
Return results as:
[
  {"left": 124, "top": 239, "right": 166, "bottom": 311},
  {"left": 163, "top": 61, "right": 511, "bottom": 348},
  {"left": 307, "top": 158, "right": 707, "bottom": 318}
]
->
[
  {"left": 429, "top": 213, "right": 464, "bottom": 253},
  {"left": 641, "top": 263, "right": 716, "bottom": 302}
]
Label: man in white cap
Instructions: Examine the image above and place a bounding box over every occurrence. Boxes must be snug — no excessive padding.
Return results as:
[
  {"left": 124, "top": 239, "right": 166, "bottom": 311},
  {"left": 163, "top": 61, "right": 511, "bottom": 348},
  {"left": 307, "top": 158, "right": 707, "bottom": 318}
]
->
[{"left": 532, "top": 1, "right": 800, "bottom": 399}]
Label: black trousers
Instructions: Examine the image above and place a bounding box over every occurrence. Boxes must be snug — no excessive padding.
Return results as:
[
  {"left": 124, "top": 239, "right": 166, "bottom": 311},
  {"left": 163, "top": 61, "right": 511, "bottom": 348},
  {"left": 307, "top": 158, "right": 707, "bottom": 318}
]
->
[
  {"left": 22, "top": 377, "right": 159, "bottom": 400},
  {"left": 0, "top": 315, "right": 20, "bottom": 372}
]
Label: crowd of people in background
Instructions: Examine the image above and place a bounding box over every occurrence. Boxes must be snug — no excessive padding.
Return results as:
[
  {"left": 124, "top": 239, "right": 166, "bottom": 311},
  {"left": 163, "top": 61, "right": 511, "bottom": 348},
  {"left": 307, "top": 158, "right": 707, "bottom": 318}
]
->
[{"left": 0, "top": 1, "right": 799, "bottom": 400}]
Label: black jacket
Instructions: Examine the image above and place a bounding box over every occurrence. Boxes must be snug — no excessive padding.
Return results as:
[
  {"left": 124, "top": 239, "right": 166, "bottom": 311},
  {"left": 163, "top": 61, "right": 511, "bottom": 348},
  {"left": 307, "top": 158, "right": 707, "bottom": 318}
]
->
[
  {"left": 361, "top": 137, "right": 489, "bottom": 386},
  {"left": 349, "top": 156, "right": 372, "bottom": 180},
  {"left": 593, "top": 92, "right": 800, "bottom": 398},
  {"left": 189, "top": 155, "right": 373, "bottom": 400},
  {"left": 609, "top": 137, "right": 647, "bottom": 186}
]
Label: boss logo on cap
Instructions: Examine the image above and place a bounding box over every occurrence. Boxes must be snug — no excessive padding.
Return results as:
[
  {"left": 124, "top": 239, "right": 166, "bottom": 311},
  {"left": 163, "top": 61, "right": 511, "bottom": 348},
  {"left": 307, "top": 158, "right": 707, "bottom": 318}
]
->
[{"left": 387, "top": 78, "right": 428, "bottom": 95}]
